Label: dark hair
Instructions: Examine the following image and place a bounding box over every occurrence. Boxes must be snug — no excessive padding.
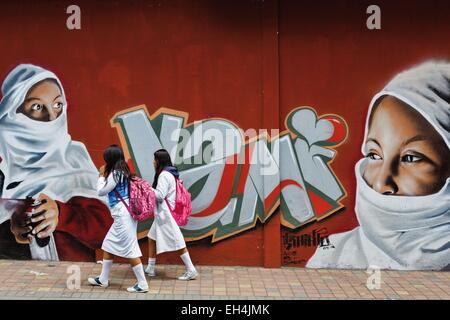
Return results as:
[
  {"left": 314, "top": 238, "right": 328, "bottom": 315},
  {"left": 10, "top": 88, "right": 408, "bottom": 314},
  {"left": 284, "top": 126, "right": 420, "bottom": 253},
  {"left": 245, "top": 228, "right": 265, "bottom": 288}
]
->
[
  {"left": 152, "top": 149, "right": 173, "bottom": 188},
  {"left": 103, "top": 144, "right": 134, "bottom": 182}
]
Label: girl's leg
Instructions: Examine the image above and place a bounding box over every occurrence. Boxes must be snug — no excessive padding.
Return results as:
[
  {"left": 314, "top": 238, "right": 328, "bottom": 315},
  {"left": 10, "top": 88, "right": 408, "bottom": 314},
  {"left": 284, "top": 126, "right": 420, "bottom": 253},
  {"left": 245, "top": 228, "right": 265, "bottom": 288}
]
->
[
  {"left": 145, "top": 238, "right": 157, "bottom": 275},
  {"left": 177, "top": 248, "right": 195, "bottom": 271},
  {"left": 129, "top": 257, "right": 142, "bottom": 267},
  {"left": 99, "top": 251, "right": 115, "bottom": 284},
  {"left": 128, "top": 257, "right": 148, "bottom": 291},
  {"left": 103, "top": 251, "right": 114, "bottom": 260},
  {"left": 176, "top": 247, "right": 198, "bottom": 280},
  {"left": 148, "top": 238, "right": 157, "bottom": 258},
  {"left": 88, "top": 250, "right": 114, "bottom": 286}
]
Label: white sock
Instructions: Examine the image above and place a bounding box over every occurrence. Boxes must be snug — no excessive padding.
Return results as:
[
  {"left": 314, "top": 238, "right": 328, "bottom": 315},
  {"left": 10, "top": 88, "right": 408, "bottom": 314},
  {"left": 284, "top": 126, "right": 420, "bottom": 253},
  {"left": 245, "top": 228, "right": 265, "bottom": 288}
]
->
[
  {"left": 146, "top": 258, "right": 156, "bottom": 272},
  {"left": 180, "top": 252, "right": 196, "bottom": 272},
  {"left": 99, "top": 259, "right": 113, "bottom": 284},
  {"left": 132, "top": 263, "right": 148, "bottom": 288}
]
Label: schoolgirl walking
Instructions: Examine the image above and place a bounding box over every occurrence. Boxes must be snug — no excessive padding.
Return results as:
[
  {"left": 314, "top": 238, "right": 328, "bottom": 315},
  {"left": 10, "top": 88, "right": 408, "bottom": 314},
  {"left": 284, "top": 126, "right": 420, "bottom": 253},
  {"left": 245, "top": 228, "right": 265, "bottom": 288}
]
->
[
  {"left": 145, "top": 149, "right": 198, "bottom": 280},
  {"left": 88, "top": 145, "right": 149, "bottom": 293}
]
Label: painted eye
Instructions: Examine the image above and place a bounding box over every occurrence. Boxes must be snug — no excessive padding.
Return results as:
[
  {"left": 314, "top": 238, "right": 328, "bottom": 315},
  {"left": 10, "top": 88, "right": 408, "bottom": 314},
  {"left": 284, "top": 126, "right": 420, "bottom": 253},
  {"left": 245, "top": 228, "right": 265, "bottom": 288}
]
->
[
  {"left": 402, "top": 154, "right": 422, "bottom": 163},
  {"left": 31, "top": 103, "right": 43, "bottom": 111},
  {"left": 53, "top": 102, "right": 63, "bottom": 109},
  {"left": 367, "top": 152, "right": 382, "bottom": 160}
]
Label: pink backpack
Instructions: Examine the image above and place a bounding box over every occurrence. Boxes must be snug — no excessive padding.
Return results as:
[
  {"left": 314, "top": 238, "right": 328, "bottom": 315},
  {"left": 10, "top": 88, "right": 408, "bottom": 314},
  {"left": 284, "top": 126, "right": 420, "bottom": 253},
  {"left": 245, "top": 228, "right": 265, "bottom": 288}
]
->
[
  {"left": 115, "top": 176, "right": 155, "bottom": 221},
  {"left": 164, "top": 172, "right": 192, "bottom": 226}
]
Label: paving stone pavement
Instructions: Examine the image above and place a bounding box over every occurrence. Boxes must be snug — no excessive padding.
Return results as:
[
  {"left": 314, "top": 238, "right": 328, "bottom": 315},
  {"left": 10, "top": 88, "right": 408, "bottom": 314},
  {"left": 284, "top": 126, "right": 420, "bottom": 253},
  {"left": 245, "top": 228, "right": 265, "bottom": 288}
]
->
[{"left": 0, "top": 259, "right": 448, "bottom": 300}]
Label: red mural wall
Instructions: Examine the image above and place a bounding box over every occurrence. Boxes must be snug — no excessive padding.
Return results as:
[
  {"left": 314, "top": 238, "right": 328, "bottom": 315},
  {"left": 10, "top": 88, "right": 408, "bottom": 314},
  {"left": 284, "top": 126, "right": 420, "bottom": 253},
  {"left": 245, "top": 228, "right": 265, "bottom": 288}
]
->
[
  {"left": 279, "top": 0, "right": 450, "bottom": 268},
  {"left": 0, "top": 0, "right": 449, "bottom": 268}
]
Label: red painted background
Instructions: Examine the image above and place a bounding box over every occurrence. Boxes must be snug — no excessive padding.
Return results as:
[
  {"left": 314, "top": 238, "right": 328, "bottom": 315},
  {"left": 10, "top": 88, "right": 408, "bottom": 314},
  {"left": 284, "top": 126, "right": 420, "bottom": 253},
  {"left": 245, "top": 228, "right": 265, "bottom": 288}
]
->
[{"left": 0, "top": 0, "right": 449, "bottom": 267}]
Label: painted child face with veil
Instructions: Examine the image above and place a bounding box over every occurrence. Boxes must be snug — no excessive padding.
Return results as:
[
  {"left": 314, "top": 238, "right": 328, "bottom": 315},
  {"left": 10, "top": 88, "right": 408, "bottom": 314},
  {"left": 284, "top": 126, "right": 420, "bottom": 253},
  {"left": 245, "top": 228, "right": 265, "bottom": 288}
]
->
[
  {"left": 353, "top": 61, "right": 450, "bottom": 270},
  {"left": 363, "top": 95, "right": 450, "bottom": 196},
  {"left": 16, "top": 79, "right": 64, "bottom": 122},
  {"left": 9, "top": 79, "right": 66, "bottom": 244},
  {"left": 307, "top": 61, "right": 450, "bottom": 271}
]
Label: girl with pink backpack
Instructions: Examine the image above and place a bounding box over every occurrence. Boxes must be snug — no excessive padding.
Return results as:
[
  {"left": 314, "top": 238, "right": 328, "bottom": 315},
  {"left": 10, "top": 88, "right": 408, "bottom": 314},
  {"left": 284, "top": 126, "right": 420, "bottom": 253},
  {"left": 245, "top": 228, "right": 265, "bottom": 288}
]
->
[
  {"left": 145, "top": 149, "right": 197, "bottom": 281},
  {"left": 88, "top": 145, "right": 149, "bottom": 293}
]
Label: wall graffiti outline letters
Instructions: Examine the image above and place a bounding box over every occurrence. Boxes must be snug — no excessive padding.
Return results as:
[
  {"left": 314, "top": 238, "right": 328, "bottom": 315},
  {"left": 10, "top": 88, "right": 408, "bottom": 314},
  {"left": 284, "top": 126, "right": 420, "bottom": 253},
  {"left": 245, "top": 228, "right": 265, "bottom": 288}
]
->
[{"left": 111, "top": 105, "right": 348, "bottom": 242}]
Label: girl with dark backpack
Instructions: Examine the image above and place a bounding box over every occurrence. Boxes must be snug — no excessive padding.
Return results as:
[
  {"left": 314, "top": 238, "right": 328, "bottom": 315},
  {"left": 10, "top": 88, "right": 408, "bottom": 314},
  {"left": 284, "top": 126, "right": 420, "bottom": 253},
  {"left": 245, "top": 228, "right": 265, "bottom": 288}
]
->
[
  {"left": 88, "top": 145, "right": 149, "bottom": 293},
  {"left": 145, "top": 149, "right": 197, "bottom": 281}
]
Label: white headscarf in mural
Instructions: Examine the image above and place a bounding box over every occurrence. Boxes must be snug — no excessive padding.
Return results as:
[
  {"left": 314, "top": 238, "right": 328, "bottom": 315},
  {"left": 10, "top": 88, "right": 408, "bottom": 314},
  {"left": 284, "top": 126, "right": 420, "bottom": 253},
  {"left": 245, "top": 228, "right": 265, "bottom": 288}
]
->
[
  {"left": 0, "top": 64, "right": 103, "bottom": 260},
  {"left": 308, "top": 61, "right": 450, "bottom": 270}
]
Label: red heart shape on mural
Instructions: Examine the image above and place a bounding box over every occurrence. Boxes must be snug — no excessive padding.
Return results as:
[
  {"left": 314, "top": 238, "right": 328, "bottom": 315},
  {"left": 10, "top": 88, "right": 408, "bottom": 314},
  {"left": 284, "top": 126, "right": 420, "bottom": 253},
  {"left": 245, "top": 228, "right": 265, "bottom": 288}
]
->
[
  {"left": 321, "top": 116, "right": 347, "bottom": 145},
  {"left": 288, "top": 108, "right": 347, "bottom": 146}
]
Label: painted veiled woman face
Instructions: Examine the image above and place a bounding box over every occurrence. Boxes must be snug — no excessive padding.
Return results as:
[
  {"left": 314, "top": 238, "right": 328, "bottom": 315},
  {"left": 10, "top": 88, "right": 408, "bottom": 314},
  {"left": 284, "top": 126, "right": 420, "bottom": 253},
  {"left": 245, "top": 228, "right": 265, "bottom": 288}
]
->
[
  {"left": 363, "top": 95, "right": 450, "bottom": 196},
  {"left": 16, "top": 79, "right": 64, "bottom": 122}
]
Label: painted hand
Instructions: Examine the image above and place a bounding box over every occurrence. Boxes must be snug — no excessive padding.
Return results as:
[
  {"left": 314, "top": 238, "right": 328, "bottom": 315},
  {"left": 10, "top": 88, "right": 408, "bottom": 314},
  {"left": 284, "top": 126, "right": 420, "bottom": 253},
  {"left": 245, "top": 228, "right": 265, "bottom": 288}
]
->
[
  {"left": 10, "top": 213, "right": 33, "bottom": 244},
  {"left": 30, "top": 193, "right": 59, "bottom": 239}
]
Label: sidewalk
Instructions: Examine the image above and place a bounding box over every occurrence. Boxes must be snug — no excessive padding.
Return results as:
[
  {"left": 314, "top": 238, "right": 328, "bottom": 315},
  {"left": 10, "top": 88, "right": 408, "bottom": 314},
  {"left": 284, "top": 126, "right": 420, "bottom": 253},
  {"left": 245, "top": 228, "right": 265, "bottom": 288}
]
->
[{"left": 0, "top": 259, "right": 448, "bottom": 300}]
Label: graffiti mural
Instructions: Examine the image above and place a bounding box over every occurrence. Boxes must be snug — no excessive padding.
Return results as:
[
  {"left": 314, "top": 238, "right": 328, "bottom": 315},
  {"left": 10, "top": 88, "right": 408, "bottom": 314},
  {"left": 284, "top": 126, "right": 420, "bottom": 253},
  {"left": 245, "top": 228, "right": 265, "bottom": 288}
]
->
[
  {"left": 1, "top": 60, "right": 448, "bottom": 271},
  {"left": 111, "top": 106, "right": 347, "bottom": 242},
  {"left": 1, "top": 0, "right": 449, "bottom": 272},
  {"left": 0, "top": 64, "right": 112, "bottom": 261},
  {"left": 0, "top": 64, "right": 349, "bottom": 261},
  {"left": 307, "top": 61, "right": 450, "bottom": 271}
]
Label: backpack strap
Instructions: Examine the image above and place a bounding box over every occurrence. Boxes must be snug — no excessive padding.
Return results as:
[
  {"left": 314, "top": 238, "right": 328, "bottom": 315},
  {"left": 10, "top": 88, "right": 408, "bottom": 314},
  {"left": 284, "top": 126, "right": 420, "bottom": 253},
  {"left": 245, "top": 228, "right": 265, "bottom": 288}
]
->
[
  {"left": 114, "top": 189, "right": 131, "bottom": 213},
  {"left": 164, "top": 198, "right": 174, "bottom": 214},
  {"left": 162, "top": 169, "right": 177, "bottom": 213}
]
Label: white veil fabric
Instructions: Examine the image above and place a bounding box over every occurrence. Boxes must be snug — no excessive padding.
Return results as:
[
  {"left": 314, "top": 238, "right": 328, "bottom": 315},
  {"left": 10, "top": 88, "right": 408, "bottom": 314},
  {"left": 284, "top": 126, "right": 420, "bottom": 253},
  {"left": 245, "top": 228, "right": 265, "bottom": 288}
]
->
[
  {"left": 307, "top": 61, "right": 450, "bottom": 270},
  {"left": 0, "top": 64, "right": 104, "bottom": 260}
]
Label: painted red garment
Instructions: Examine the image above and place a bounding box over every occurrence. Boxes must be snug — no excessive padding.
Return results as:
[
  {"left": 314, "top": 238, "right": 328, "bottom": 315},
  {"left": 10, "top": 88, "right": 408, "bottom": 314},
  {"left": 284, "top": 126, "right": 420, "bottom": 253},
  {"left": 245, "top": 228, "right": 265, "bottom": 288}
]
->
[{"left": 54, "top": 197, "right": 113, "bottom": 262}]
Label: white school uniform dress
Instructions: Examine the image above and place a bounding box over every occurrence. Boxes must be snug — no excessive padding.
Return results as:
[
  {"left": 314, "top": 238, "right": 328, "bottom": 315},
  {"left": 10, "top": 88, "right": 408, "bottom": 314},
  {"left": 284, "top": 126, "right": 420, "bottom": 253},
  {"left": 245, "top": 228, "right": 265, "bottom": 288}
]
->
[
  {"left": 148, "top": 171, "right": 186, "bottom": 254},
  {"left": 97, "top": 171, "right": 142, "bottom": 259}
]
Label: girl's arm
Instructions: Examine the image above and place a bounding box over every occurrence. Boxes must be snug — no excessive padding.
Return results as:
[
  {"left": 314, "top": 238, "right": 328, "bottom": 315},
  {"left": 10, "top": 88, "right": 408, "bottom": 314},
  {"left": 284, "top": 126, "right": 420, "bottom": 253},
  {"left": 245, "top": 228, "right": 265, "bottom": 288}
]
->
[
  {"left": 97, "top": 173, "right": 117, "bottom": 196},
  {"left": 153, "top": 172, "right": 171, "bottom": 202}
]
